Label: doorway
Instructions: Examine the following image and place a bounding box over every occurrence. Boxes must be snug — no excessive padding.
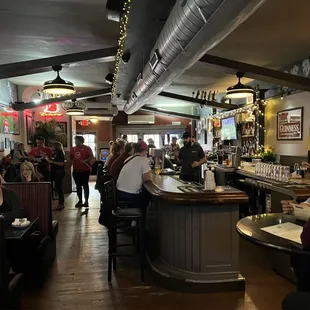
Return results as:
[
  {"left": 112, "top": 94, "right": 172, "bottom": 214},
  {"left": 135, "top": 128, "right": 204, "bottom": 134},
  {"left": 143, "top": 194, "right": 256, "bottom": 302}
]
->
[{"left": 76, "top": 133, "right": 97, "bottom": 158}]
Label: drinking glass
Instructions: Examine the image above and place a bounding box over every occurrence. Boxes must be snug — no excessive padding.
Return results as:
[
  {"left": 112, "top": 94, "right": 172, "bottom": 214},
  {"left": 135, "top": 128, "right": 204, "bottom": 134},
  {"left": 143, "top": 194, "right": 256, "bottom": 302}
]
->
[{"left": 154, "top": 166, "right": 161, "bottom": 175}]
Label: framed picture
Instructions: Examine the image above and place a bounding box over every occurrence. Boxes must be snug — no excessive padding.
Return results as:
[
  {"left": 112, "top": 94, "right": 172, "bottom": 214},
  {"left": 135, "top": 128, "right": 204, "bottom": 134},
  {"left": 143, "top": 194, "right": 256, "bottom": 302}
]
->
[
  {"left": 54, "top": 122, "right": 68, "bottom": 147},
  {"left": 0, "top": 104, "right": 20, "bottom": 135},
  {"left": 277, "top": 107, "right": 303, "bottom": 140},
  {"left": 26, "top": 115, "right": 33, "bottom": 145}
]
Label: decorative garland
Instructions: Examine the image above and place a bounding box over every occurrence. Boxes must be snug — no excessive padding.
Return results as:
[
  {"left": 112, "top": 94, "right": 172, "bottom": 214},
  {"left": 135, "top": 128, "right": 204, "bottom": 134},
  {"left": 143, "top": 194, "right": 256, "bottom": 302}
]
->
[{"left": 111, "top": 0, "right": 132, "bottom": 98}]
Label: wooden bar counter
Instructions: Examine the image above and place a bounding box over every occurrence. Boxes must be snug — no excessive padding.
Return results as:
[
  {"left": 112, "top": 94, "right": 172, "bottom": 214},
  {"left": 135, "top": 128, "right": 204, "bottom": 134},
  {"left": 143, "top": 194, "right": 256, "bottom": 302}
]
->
[{"left": 144, "top": 174, "right": 248, "bottom": 292}]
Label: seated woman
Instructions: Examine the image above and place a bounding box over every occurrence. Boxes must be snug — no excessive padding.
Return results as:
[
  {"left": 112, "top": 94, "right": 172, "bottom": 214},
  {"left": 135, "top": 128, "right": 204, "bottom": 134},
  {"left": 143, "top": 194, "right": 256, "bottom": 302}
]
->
[
  {"left": 12, "top": 142, "right": 27, "bottom": 168},
  {"left": 12, "top": 162, "right": 43, "bottom": 183},
  {"left": 110, "top": 142, "right": 133, "bottom": 180},
  {"left": 116, "top": 141, "right": 151, "bottom": 208},
  {"left": 106, "top": 141, "right": 124, "bottom": 171},
  {"left": 0, "top": 177, "right": 24, "bottom": 221}
]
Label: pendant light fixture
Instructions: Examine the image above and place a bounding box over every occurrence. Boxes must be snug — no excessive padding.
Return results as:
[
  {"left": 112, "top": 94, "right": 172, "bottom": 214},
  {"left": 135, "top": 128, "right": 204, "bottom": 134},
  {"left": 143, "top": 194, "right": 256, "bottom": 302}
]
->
[
  {"left": 226, "top": 72, "right": 254, "bottom": 99},
  {"left": 62, "top": 100, "right": 86, "bottom": 116},
  {"left": 43, "top": 65, "right": 75, "bottom": 95}
]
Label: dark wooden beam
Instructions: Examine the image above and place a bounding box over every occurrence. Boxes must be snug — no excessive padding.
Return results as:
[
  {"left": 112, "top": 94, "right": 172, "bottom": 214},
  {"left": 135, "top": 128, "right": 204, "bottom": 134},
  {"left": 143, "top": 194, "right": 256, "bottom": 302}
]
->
[
  {"left": 0, "top": 47, "right": 117, "bottom": 79},
  {"left": 141, "top": 106, "right": 200, "bottom": 120},
  {"left": 199, "top": 54, "right": 310, "bottom": 91},
  {"left": 12, "top": 88, "right": 111, "bottom": 111},
  {"left": 158, "top": 91, "right": 237, "bottom": 110}
]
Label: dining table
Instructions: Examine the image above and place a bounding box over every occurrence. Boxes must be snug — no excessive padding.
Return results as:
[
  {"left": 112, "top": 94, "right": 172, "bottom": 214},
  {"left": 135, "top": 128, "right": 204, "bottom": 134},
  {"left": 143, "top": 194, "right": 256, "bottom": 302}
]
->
[
  {"left": 4, "top": 217, "right": 39, "bottom": 240},
  {"left": 236, "top": 213, "right": 310, "bottom": 291}
]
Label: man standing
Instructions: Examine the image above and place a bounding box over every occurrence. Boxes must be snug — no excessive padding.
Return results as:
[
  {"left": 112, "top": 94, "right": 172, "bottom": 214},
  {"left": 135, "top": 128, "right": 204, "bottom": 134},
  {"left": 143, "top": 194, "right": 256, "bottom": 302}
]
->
[
  {"left": 70, "top": 136, "right": 94, "bottom": 209},
  {"left": 29, "top": 136, "right": 52, "bottom": 181},
  {"left": 178, "top": 132, "right": 206, "bottom": 183}
]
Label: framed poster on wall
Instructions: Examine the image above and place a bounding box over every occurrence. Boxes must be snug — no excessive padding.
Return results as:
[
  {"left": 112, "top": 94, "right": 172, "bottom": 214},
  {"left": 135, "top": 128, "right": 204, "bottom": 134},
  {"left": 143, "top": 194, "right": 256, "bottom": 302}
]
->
[
  {"left": 0, "top": 105, "right": 20, "bottom": 135},
  {"left": 277, "top": 107, "right": 303, "bottom": 140},
  {"left": 26, "top": 115, "right": 33, "bottom": 145}
]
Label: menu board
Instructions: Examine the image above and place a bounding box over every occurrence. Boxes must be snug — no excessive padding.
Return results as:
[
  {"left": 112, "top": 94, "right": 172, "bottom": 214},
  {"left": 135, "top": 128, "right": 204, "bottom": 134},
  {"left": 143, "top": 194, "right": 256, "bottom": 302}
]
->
[{"left": 277, "top": 107, "right": 303, "bottom": 140}]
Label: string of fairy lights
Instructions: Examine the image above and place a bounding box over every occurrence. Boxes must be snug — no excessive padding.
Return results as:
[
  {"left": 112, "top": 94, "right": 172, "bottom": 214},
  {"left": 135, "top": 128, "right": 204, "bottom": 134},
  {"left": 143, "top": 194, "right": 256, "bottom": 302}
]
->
[
  {"left": 209, "top": 99, "right": 268, "bottom": 132},
  {"left": 111, "top": 0, "right": 132, "bottom": 98}
]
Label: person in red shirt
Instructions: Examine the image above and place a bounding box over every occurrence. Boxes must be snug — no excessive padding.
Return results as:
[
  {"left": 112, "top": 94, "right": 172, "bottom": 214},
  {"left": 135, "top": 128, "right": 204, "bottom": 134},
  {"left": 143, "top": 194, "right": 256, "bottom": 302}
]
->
[
  {"left": 70, "top": 136, "right": 94, "bottom": 209},
  {"left": 28, "top": 136, "right": 53, "bottom": 181}
]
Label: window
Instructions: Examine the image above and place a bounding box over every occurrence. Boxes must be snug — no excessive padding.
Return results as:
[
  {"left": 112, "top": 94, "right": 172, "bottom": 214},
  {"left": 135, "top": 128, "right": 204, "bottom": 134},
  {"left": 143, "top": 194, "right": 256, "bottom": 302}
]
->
[
  {"left": 125, "top": 134, "right": 138, "bottom": 143},
  {"left": 164, "top": 133, "right": 179, "bottom": 145},
  {"left": 143, "top": 134, "right": 161, "bottom": 148},
  {"left": 78, "top": 133, "right": 96, "bottom": 158}
]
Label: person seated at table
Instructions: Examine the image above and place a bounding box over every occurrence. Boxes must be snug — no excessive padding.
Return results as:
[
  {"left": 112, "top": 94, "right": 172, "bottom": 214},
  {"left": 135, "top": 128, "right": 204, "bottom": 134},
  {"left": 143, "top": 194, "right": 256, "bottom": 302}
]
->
[
  {"left": 110, "top": 142, "right": 134, "bottom": 181},
  {"left": 11, "top": 142, "right": 27, "bottom": 173},
  {"left": 281, "top": 199, "right": 310, "bottom": 291},
  {"left": 116, "top": 141, "right": 151, "bottom": 208},
  {"left": 28, "top": 136, "right": 52, "bottom": 181},
  {"left": 12, "top": 162, "right": 43, "bottom": 183},
  {"left": 106, "top": 142, "right": 124, "bottom": 171},
  {"left": 104, "top": 140, "right": 115, "bottom": 168},
  {"left": 0, "top": 177, "right": 24, "bottom": 221}
]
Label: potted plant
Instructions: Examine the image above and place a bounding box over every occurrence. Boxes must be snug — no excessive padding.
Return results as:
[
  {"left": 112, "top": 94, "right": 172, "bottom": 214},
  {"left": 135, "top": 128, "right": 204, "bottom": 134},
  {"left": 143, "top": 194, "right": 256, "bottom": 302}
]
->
[{"left": 262, "top": 150, "right": 277, "bottom": 163}]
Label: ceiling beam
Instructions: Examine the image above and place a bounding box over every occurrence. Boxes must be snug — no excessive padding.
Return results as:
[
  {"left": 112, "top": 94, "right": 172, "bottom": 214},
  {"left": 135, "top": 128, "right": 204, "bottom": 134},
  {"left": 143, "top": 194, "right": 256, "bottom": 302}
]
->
[
  {"left": 159, "top": 91, "right": 237, "bottom": 110},
  {"left": 12, "top": 88, "right": 111, "bottom": 111},
  {"left": 0, "top": 47, "right": 117, "bottom": 79},
  {"left": 141, "top": 106, "right": 200, "bottom": 120},
  {"left": 199, "top": 54, "right": 310, "bottom": 91}
]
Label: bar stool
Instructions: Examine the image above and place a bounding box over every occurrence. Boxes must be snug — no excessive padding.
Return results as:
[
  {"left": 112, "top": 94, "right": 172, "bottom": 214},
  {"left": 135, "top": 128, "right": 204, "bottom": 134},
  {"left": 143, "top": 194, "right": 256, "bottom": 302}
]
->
[{"left": 102, "top": 180, "right": 146, "bottom": 283}]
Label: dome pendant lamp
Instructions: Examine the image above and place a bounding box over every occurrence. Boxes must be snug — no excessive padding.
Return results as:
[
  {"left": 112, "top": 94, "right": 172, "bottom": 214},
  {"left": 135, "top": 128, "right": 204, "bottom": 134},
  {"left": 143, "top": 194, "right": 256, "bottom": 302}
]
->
[
  {"left": 226, "top": 72, "right": 254, "bottom": 99},
  {"left": 43, "top": 65, "right": 75, "bottom": 96}
]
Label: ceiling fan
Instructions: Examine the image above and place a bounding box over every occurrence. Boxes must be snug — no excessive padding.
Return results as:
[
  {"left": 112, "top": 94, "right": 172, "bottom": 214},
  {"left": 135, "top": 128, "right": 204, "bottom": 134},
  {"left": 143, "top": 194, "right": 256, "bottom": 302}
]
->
[
  {"left": 1, "top": 46, "right": 116, "bottom": 111},
  {"left": 12, "top": 88, "right": 112, "bottom": 111}
]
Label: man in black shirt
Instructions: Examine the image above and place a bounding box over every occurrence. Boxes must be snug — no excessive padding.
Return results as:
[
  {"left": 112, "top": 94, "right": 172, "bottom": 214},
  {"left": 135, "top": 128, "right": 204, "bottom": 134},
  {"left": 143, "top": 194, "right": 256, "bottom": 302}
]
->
[{"left": 178, "top": 132, "right": 206, "bottom": 183}]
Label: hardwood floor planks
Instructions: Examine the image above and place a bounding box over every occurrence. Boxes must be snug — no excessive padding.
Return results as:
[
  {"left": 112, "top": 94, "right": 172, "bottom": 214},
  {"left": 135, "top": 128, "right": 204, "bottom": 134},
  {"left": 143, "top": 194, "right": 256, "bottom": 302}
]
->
[{"left": 22, "top": 183, "right": 294, "bottom": 310}]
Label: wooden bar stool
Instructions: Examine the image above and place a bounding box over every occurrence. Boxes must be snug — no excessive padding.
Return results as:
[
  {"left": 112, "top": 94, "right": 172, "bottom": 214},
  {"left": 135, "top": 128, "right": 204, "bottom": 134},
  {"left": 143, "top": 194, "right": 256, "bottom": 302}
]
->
[{"left": 102, "top": 180, "right": 146, "bottom": 283}]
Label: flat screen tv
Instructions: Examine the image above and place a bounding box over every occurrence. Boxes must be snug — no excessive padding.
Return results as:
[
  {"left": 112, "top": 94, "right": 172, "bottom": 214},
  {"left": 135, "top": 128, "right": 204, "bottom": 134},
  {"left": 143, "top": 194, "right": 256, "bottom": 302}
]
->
[{"left": 221, "top": 116, "right": 237, "bottom": 140}]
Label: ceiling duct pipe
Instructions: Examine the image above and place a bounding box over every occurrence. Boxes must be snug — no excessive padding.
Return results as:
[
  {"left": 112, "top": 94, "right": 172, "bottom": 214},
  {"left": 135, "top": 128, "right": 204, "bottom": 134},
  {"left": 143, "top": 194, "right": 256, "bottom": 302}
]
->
[{"left": 124, "top": 0, "right": 266, "bottom": 114}]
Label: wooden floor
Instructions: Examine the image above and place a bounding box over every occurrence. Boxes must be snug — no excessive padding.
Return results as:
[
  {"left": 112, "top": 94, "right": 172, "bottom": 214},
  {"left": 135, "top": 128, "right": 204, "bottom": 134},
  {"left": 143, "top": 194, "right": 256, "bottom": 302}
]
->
[{"left": 23, "top": 183, "right": 295, "bottom": 310}]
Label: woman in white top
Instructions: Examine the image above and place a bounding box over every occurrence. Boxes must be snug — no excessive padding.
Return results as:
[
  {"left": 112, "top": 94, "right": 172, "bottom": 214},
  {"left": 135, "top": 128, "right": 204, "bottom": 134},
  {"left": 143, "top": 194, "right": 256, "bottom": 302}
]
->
[{"left": 116, "top": 140, "right": 151, "bottom": 208}]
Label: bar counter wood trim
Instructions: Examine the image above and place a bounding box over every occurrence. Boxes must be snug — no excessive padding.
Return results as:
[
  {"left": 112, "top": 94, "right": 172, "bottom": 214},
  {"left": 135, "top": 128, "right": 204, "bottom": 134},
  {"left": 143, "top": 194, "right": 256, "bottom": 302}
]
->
[
  {"left": 144, "top": 174, "right": 248, "bottom": 205},
  {"left": 145, "top": 174, "right": 247, "bottom": 292}
]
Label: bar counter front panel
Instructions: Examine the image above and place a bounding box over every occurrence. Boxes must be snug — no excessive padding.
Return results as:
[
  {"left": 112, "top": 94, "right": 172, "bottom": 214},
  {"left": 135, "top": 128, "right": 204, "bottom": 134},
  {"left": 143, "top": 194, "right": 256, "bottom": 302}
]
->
[{"left": 144, "top": 174, "right": 248, "bottom": 292}]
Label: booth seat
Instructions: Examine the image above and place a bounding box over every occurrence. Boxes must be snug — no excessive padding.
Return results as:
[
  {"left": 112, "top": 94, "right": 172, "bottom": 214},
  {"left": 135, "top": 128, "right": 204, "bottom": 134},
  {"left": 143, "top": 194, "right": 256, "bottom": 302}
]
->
[{"left": 5, "top": 182, "right": 59, "bottom": 277}]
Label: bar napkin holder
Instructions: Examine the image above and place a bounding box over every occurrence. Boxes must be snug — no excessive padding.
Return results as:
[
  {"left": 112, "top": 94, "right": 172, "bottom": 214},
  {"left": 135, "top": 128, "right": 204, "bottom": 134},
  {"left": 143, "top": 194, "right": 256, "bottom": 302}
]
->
[{"left": 204, "top": 170, "right": 216, "bottom": 191}]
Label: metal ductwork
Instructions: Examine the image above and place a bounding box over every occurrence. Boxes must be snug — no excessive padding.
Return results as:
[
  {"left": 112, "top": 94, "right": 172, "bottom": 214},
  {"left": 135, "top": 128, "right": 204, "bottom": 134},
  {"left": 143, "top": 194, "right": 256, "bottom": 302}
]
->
[{"left": 124, "top": 0, "right": 266, "bottom": 114}]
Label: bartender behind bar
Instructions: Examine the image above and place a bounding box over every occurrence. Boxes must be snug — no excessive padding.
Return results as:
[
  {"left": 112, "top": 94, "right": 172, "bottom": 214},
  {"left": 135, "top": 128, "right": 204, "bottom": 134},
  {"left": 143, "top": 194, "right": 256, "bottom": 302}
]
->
[{"left": 178, "top": 132, "right": 206, "bottom": 183}]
